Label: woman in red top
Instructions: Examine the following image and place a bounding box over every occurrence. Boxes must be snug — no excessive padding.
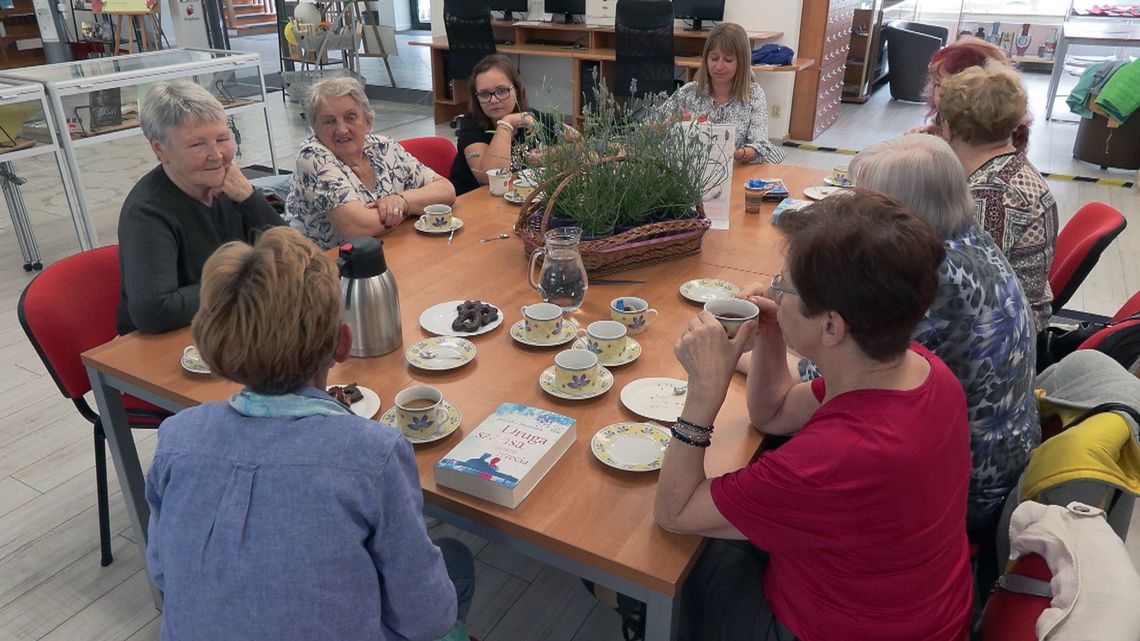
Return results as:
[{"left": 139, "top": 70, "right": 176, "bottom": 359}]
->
[{"left": 655, "top": 191, "right": 974, "bottom": 641}]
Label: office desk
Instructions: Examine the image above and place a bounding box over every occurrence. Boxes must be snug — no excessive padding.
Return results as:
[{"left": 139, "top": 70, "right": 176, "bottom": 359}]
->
[
  {"left": 83, "top": 163, "right": 828, "bottom": 639},
  {"left": 1044, "top": 21, "right": 1140, "bottom": 121}
]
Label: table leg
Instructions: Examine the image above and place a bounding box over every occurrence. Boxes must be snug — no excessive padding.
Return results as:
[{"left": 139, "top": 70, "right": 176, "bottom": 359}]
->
[
  {"left": 1045, "top": 34, "right": 1070, "bottom": 121},
  {"left": 85, "top": 367, "right": 162, "bottom": 609},
  {"left": 644, "top": 590, "right": 681, "bottom": 641}
]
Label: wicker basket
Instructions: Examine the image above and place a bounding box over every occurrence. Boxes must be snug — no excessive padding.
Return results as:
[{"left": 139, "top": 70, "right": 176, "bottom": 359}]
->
[{"left": 513, "top": 157, "right": 711, "bottom": 277}]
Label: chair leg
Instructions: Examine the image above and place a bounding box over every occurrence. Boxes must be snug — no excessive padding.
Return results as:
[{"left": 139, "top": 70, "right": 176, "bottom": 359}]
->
[{"left": 94, "top": 420, "right": 114, "bottom": 567}]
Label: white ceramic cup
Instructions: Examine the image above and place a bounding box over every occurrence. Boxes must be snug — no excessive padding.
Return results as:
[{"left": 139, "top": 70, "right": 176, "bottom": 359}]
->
[
  {"left": 487, "top": 168, "right": 510, "bottom": 196},
  {"left": 513, "top": 176, "right": 537, "bottom": 199},
  {"left": 703, "top": 298, "right": 760, "bottom": 338},
  {"left": 610, "top": 296, "right": 659, "bottom": 335},
  {"left": 520, "top": 302, "right": 565, "bottom": 341},
  {"left": 576, "top": 319, "right": 628, "bottom": 362},
  {"left": 553, "top": 348, "right": 599, "bottom": 394},
  {"left": 831, "top": 166, "right": 851, "bottom": 186},
  {"left": 422, "top": 204, "right": 453, "bottom": 229},
  {"left": 393, "top": 385, "right": 444, "bottom": 436}
]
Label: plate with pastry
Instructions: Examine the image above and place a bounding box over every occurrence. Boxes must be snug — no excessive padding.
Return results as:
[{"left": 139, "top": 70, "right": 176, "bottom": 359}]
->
[
  {"left": 326, "top": 383, "right": 381, "bottom": 419},
  {"left": 419, "top": 299, "right": 503, "bottom": 337}
]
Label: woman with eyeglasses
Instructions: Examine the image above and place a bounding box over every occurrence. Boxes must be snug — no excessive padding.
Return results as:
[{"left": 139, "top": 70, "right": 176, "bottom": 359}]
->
[{"left": 449, "top": 54, "right": 560, "bottom": 196}]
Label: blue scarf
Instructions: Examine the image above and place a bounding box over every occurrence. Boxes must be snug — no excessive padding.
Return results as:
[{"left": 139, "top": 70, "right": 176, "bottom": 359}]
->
[{"left": 228, "top": 388, "right": 351, "bottom": 418}]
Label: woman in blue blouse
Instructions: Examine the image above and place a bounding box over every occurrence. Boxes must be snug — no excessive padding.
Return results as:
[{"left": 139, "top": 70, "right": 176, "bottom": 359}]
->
[
  {"left": 146, "top": 226, "right": 474, "bottom": 641},
  {"left": 661, "top": 22, "right": 785, "bottom": 164}
]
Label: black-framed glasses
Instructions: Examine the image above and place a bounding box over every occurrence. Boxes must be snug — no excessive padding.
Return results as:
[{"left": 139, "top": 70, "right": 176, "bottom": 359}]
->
[
  {"left": 770, "top": 273, "right": 799, "bottom": 302},
  {"left": 475, "top": 86, "right": 514, "bottom": 104}
]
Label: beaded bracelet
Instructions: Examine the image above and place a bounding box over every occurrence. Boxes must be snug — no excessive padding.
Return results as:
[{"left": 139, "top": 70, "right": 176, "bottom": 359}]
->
[
  {"left": 671, "top": 423, "right": 711, "bottom": 448},
  {"left": 496, "top": 119, "right": 514, "bottom": 134},
  {"left": 675, "top": 417, "right": 713, "bottom": 434}
]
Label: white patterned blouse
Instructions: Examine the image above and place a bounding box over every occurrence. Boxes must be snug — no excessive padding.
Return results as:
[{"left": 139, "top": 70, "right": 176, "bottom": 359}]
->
[{"left": 660, "top": 81, "right": 786, "bottom": 164}]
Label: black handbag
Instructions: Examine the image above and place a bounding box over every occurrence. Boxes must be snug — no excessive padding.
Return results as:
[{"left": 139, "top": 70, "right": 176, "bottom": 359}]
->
[{"left": 1037, "top": 311, "right": 1140, "bottom": 372}]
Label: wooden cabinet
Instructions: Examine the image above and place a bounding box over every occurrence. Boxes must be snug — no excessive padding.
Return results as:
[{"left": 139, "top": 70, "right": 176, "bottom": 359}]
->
[
  {"left": 791, "top": 0, "right": 860, "bottom": 140},
  {"left": 0, "top": 0, "right": 45, "bottom": 70},
  {"left": 842, "top": 1, "right": 898, "bottom": 103}
]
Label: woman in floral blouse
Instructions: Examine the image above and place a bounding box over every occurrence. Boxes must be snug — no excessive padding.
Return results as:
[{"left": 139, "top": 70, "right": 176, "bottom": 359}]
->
[
  {"left": 660, "top": 22, "right": 785, "bottom": 165},
  {"left": 285, "top": 77, "right": 455, "bottom": 249}
]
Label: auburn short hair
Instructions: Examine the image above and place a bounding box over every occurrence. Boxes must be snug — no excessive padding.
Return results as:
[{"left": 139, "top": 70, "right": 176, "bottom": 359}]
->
[
  {"left": 192, "top": 227, "right": 340, "bottom": 395},
  {"left": 774, "top": 190, "right": 945, "bottom": 362}
]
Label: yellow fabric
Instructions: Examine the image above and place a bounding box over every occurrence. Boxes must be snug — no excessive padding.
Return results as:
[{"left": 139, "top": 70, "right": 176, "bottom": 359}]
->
[{"left": 1021, "top": 409, "right": 1140, "bottom": 501}]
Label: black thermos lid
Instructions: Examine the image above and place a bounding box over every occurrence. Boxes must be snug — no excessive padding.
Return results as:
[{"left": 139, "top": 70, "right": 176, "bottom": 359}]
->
[{"left": 337, "top": 237, "right": 388, "bottom": 278}]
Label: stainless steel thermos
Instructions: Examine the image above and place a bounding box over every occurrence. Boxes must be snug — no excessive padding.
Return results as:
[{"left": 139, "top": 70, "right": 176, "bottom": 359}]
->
[{"left": 338, "top": 237, "right": 401, "bottom": 357}]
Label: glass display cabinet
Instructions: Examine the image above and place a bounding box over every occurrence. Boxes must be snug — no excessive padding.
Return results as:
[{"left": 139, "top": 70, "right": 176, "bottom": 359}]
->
[{"left": 0, "top": 48, "right": 279, "bottom": 250}]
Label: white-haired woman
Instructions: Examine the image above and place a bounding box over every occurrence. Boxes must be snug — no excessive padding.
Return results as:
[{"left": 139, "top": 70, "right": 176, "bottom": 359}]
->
[
  {"left": 117, "top": 80, "right": 284, "bottom": 335},
  {"left": 285, "top": 77, "right": 455, "bottom": 249}
]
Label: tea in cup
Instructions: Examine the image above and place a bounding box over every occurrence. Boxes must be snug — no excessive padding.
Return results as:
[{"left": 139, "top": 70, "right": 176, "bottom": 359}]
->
[
  {"left": 487, "top": 168, "right": 510, "bottom": 196},
  {"left": 521, "top": 302, "right": 565, "bottom": 342},
  {"left": 422, "top": 204, "right": 453, "bottom": 229},
  {"left": 553, "top": 348, "right": 599, "bottom": 394},
  {"left": 831, "top": 166, "right": 852, "bottom": 187},
  {"left": 704, "top": 299, "right": 760, "bottom": 338},
  {"left": 393, "top": 385, "right": 444, "bottom": 436},
  {"left": 610, "top": 296, "right": 659, "bottom": 335},
  {"left": 513, "top": 175, "right": 537, "bottom": 199},
  {"left": 576, "top": 320, "right": 628, "bottom": 362}
]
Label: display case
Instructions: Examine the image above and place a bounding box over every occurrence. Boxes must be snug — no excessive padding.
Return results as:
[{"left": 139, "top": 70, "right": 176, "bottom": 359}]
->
[
  {"left": 0, "top": 79, "right": 81, "bottom": 269},
  {"left": 0, "top": 48, "right": 279, "bottom": 250}
]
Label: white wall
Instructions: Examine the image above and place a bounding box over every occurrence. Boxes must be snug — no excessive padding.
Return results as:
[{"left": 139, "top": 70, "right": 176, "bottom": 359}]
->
[{"left": 393, "top": 0, "right": 411, "bottom": 31}]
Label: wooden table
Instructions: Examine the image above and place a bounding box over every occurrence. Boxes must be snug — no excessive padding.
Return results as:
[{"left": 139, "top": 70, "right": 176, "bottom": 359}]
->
[
  {"left": 1044, "top": 21, "right": 1140, "bottom": 121},
  {"left": 83, "top": 163, "right": 828, "bottom": 639}
]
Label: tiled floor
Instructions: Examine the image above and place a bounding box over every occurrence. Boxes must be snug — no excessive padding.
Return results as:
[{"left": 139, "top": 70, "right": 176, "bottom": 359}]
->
[{"left": 0, "top": 60, "right": 1136, "bottom": 641}]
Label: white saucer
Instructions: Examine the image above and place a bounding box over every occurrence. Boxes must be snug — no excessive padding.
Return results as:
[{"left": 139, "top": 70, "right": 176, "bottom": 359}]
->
[
  {"left": 326, "top": 384, "right": 382, "bottom": 419},
  {"left": 509, "top": 318, "right": 578, "bottom": 347},
  {"left": 413, "top": 216, "right": 464, "bottom": 234},
  {"left": 572, "top": 337, "right": 642, "bottom": 367},
  {"left": 803, "top": 185, "right": 844, "bottom": 200},
  {"left": 591, "top": 422, "right": 671, "bottom": 472},
  {"left": 419, "top": 300, "right": 504, "bottom": 337},
  {"left": 539, "top": 365, "right": 614, "bottom": 400},
  {"left": 181, "top": 345, "right": 211, "bottom": 375},
  {"left": 823, "top": 176, "right": 854, "bottom": 188},
  {"left": 503, "top": 189, "right": 525, "bottom": 204},
  {"left": 406, "top": 337, "right": 476, "bottom": 370},
  {"left": 679, "top": 278, "right": 740, "bottom": 304},
  {"left": 378, "top": 400, "right": 462, "bottom": 444},
  {"left": 620, "top": 377, "right": 688, "bottom": 422}
]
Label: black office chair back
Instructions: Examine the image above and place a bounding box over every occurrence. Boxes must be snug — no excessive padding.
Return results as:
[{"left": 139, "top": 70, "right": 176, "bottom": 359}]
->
[
  {"left": 443, "top": 0, "right": 496, "bottom": 82},
  {"left": 615, "top": 0, "right": 675, "bottom": 98}
]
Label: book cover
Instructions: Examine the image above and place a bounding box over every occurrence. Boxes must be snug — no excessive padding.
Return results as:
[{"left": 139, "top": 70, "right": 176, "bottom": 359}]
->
[
  {"left": 90, "top": 88, "right": 122, "bottom": 130},
  {"left": 770, "top": 197, "right": 811, "bottom": 223},
  {"left": 434, "top": 403, "right": 576, "bottom": 509},
  {"left": 759, "top": 179, "right": 789, "bottom": 202}
]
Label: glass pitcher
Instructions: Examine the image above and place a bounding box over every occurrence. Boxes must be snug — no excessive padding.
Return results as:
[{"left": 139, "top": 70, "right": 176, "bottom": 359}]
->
[{"left": 528, "top": 227, "right": 589, "bottom": 312}]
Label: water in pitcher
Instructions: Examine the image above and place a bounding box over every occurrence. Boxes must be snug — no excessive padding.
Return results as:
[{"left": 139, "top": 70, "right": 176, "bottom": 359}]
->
[{"left": 529, "top": 227, "right": 589, "bottom": 312}]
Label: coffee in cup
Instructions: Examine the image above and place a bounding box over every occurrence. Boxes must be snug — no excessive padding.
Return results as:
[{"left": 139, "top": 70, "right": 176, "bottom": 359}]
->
[
  {"left": 487, "top": 168, "right": 510, "bottom": 197},
  {"left": 576, "top": 320, "right": 628, "bottom": 362},
  {"left": 422, "top": 204, "right": 453, "bottom": 229},
  {"left": 703, "top": 298, "right": 760, "bottom": 338},
  {"left": 393, "top": 385, "right": 444, "bottom": 436},
  {"left": 553, "top": 348, "right": 599, "bottom": 394},
  {"left": 520, "top": 302, "right": 565, "bottom": 342},
  {"left": 610, "top": 296, "right": 658, "bottom": 335}
]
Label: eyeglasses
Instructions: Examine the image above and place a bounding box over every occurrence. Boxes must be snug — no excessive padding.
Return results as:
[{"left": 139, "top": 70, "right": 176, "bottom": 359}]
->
[
  {"left": 769, "top": 273, "right": 799, "bottom": 302},
  {"left": 475, "top": 86, "right": 514, "bottom": 104}
]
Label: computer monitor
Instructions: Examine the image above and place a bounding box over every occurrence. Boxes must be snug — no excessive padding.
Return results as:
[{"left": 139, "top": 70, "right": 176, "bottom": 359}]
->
[
  {"left": 672, "top": 0, "right": 725, "bottom": 31},
  {"left": 545, "top": 0, "right": 586, "bottom": 24},
  {"left": 490, "top": 0, "right": 528, "bottom": 21}
]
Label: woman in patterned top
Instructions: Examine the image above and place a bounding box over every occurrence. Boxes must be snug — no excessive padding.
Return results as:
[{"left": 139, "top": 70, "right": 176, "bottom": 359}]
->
[
  {"left": 285, "top": 77, "right": 455, "bottom": 249},
  {"left": 938, "top": 62, "right": 1058, "bottom": 330},
  {"left": 660, "top": 22, "right": 785, "bottom": 164},
  {"left": 851, "top": 134, "right": 1041, "bottom": 531}
]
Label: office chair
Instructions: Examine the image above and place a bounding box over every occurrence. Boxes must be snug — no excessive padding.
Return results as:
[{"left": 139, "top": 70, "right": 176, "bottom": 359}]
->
[
  {"left": 443, "top": 0, "right": 496, "bottom": 86},
  {"left": 614, "top": 0, "right": 675, "bottom": 99},
  {"left": 884, "top": 20, "right": 949, "bottom": 102},
  {"left": 400, "top": 136, "right": 459, "bottom": 177},
  {"left": 1049, "top": 201, "right": 1127, "bottom": 314}
]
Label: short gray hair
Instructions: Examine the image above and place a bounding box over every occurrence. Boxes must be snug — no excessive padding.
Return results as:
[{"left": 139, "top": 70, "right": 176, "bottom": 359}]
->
[
  {"left": 140, "top": 81, "right": 225, "bottom": 146},
  {"left": 306, "top": 77, "right": 374, "bottom": 124},
  {"left": 850, "top": 134, "right": 975, "bottom": 240}
]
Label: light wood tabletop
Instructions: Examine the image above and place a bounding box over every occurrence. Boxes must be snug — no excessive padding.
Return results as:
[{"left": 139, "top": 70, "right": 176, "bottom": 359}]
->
[{"left": 83, "top": 162, "right": 829, "bottom": 638}]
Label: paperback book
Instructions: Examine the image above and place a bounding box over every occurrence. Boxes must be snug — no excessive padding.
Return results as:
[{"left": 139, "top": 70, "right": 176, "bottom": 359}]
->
[{"left": 434, "top": 403, "right": 576, "bottom": 509}]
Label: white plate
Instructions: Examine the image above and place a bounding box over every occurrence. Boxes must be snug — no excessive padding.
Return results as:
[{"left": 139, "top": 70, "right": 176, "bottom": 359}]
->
[
  {"left": 406, "top": 337, "right": 476, "bottom": 370},
  {"left": 378, "top": 400, "right": 462, "bottom": 444},
  {"left": 803, "top": 185, "right": 844, "bottom": 201},
  {"left": 413, "top": 216, "right": 464, "bottom": 234},
  {"left": 419, "top": 300, "right": 504, "bottom": 337},
  {"left": 591, "top": 422, "right": 671, "bottom": 472},
  {"left": 181, "top": 345, "right": 211, "bottom": 375},
  {"left": 572, "top": 337, "right": 642, "bottom": 367},
  {"left": 503, "top": 189, "right": 525, "bottom": 204},
  {"left": 823, "top": 176, "right": 854, "bottom": 188},
  {"left": 327, "top": 384, "right": 382, "bottom": 419},
  {"left": 509, "top": 318, "right": 578, "bottom": 347},
  {"left": 620, "top": 377, "right": 688, "bottom": 422},
  {"left": 679, "top": 278, "right": 740, "bottom": 304},
  {"left": 538, "top": 365, "right": 614, "bottom": 400}
]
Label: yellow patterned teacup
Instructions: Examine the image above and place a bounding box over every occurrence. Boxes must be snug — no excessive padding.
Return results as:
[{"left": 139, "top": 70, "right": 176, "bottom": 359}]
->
[
  {"left": 610, "top": 296, "right": 659, "bottom": 335},
  {"left": 576, "top": 320, "right": 628, "bottom": 362},
  {"left": 553, "top": 349, "right": 599, "bottom": 394},
  {"left": 422, "top": 204, "right": 453, "bottom": 230},
  {"left": 521, "top": 302, "right": 565, "bottom": 342},
  {"left": 393, "top": 385, "right": 444, "bottom": 437},
  {"left": 704, "top": 299, "right": 760, "bottom": 339}
]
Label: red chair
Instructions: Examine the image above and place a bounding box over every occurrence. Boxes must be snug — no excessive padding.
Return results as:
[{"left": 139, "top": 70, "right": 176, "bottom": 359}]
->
[
  {"left": 1078, "top": 289, "right": 1140, "bottom": 370},
  {"left": 1049, "top": 202, "right": 1127, "bottom": 313},
  {"left": 399, "top": 136, "right": 459, "bottom": 177},
  {"left": 18, "top": 245, "right": 169, "bottom": 567}
]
